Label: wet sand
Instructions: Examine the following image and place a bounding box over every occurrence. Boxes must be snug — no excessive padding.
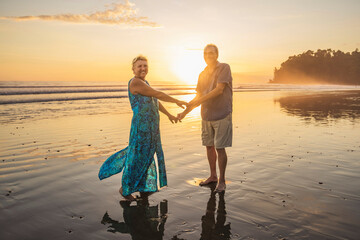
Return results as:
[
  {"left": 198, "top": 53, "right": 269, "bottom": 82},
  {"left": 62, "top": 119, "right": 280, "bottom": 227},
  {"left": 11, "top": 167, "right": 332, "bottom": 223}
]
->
[{"left": 1, "top": 90, "right": 360, "bottom": 239}]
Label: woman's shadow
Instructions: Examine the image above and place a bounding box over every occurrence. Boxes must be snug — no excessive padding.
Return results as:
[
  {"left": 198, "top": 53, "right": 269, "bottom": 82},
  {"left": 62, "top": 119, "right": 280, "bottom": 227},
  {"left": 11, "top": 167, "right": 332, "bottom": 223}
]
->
[
  {"left": 200, "top": 183, "right": 231, "bottom": 240},
  {"left": 101, "top": 197, "right": 168, "bottom": 239}
]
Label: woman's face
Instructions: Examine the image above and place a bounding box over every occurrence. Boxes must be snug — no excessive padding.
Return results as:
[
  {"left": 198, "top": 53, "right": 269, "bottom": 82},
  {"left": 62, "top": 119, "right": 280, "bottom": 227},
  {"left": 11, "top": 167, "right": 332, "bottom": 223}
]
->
[{"left": 132, "top": 60, "right": 148, "bottom": 80}]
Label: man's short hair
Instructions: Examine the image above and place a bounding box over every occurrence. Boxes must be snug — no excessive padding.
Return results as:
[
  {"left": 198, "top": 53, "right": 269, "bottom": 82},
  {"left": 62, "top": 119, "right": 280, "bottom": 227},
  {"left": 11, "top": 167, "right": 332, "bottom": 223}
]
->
[
  {"left": 132, "top": 55, "right": 147, "bottom": 68},
  {"left": 204, "top": 44, "right": 219, "bottom": 56}
]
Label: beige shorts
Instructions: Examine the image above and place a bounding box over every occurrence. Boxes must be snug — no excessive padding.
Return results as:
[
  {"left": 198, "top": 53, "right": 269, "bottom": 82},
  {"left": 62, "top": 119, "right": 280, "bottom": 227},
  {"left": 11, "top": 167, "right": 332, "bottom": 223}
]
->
[{"left": 201, "top": 113, "right": 232, "bottom": 149}]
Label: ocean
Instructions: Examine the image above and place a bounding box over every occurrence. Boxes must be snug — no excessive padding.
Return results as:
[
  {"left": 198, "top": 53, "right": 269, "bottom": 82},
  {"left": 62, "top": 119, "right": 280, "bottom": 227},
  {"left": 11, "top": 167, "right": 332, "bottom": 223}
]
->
[{"left": 1, "top": 81, "right": 359, "bottom": 104}]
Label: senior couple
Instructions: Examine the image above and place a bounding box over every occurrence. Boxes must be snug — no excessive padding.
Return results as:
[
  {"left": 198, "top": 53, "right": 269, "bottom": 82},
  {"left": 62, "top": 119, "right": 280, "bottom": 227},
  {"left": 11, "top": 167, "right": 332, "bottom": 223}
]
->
[{"left": 99, "top": 44, "right": 233, "bottom": 201}]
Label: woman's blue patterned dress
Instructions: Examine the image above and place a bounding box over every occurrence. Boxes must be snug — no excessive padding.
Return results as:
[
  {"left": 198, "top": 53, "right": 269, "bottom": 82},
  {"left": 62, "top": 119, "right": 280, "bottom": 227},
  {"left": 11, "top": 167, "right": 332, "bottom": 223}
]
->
[{"left": 98, "top": 78, "right": 167, "bottom": 196}]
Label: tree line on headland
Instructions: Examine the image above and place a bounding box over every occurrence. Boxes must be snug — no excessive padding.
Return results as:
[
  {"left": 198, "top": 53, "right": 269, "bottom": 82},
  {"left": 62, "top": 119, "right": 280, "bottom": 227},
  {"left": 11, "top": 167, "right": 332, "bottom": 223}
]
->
[{"left": 269, "top": 49, "right": 360, "bottom": 85}]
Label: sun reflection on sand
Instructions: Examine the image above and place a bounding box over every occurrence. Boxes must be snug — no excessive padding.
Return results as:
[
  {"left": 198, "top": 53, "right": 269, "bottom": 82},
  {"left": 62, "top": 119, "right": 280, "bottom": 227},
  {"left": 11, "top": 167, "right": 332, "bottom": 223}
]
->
[
  {"left": 181, "top": 94, "right": 201, "bottom": 119},
  {"left": 186, "top": 178, "right": 232, "bottom": 186}
]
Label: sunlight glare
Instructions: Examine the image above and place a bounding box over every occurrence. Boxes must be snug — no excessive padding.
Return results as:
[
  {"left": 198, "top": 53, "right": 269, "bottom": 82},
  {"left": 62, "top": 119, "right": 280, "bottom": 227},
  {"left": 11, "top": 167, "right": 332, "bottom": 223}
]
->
[
  {"left": 172, "top": 49, "right": 206, "bottom": 85},
  {"left": 182, "top": 94, "right": 201, "bottom": 119}
]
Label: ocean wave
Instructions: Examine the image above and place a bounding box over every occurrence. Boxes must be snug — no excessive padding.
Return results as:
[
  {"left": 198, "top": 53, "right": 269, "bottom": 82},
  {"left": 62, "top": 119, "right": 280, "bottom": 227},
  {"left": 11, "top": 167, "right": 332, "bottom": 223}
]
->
[
  {"left": 0, "top": 88, "right": 128, "bottom": 95},
  {"left": 0, "top": 95, "right": 128, "bottom": 105}
]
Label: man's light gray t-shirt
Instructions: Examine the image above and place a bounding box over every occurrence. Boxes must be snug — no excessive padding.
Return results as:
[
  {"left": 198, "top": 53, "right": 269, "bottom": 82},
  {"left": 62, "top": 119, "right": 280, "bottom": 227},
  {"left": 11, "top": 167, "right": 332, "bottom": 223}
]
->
[{"left": 196, "top": 62, "right": 233, "bottom": 121}]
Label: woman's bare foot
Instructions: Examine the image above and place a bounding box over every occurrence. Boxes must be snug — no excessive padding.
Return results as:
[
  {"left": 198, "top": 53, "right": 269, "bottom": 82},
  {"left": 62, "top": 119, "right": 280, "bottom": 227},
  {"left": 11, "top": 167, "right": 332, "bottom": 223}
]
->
[
  {"left": 214, "top": 181, "right": 226, "bottom": 193},
  {"left": 119, "top": 187, "right": 136, "bottom": 201},
  {"left": 199, "top": 176, "right": 218, "bottom": 186}
]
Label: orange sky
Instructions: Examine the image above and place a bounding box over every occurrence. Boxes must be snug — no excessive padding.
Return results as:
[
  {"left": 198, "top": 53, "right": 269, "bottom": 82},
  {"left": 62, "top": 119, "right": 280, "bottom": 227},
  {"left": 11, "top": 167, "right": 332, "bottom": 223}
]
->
[{"left": 0, "top": 0, "right": 359, "bottom": 85}]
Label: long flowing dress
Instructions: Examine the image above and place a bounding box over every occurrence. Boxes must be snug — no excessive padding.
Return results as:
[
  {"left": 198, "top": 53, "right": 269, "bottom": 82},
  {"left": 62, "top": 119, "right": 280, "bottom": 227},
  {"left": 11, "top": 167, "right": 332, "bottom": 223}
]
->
[{"left": 98, "top": 78, "right": 167, "bottom": 196}]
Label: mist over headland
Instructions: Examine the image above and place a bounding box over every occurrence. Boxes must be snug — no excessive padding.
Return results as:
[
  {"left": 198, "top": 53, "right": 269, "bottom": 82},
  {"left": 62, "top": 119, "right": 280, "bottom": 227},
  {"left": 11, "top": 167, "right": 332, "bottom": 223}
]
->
[{"left": 270, "top": 49, "right": 360, "bottom": 85}]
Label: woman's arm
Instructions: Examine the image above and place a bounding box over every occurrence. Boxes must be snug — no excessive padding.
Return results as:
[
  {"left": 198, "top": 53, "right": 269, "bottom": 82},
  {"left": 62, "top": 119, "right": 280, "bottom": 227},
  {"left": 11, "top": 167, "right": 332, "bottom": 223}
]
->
[
  {"left": 130, "top": 78, "right": 187, "bottom": 108},
  {"left": 159, "top": 102, "right": 178, "bottom": 123}
]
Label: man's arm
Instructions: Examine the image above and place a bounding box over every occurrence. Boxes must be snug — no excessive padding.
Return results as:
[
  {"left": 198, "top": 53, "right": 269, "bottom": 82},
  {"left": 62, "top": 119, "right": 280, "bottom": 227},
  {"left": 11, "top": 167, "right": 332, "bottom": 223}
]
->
[
  {"left": 190, "top": 82, "right": 226, "bottom": 107},
  {"left": 178, "top": 64, "right": 231, "bottom": 120},
  {"left": 177, "top": 83, "right": 226, "bottom": 120},
  {"left": 192, "top": 63, "right": 231, "bottom": 107}
]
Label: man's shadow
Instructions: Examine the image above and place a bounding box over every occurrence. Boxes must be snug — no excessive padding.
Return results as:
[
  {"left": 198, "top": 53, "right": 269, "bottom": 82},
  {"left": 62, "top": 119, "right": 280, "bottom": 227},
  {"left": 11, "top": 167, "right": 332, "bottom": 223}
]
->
[
  {"left": 101, "top": 197, "right": 168, "bottom": 240},
  {"left": 200, "top": 183, "right": 231, "bottom": 240}
]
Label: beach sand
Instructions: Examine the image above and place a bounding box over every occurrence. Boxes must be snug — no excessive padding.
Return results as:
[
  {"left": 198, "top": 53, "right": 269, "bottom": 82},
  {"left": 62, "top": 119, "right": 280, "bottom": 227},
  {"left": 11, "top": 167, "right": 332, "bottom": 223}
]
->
[{"left": 1, "top": 90, "right": 360, "bottom": 239}]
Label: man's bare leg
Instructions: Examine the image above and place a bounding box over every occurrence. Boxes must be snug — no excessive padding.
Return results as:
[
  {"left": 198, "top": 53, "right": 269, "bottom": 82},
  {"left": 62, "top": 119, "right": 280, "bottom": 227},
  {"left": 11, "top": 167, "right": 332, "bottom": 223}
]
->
[
  {"left": 215, "top": 148, "right": 227, "bottom": 192},
  {"left": 200, "top": 146, "right": 218, "bottom": 186}
]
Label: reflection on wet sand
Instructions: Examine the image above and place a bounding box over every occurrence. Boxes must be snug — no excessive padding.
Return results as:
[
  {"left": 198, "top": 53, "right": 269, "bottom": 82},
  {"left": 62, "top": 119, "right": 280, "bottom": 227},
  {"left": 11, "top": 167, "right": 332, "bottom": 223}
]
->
[
  {"left": 275, "top": 91, "right": 360, "bottom": 122},
  {"left": 101, "top": 198, "right": 168, "bottom": 239},
  {"left": 200, "top": 183, "right": 231, "bottom": 240},
  {"left": 100, "top": 185, "right": 231, "bottom": 240}
]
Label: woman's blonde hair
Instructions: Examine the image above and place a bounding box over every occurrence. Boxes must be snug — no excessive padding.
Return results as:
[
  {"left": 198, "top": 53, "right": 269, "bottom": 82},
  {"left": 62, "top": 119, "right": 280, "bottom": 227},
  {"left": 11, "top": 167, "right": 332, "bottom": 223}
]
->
[{"left": 132, "top": 55, "right": 148, "bottom": 68}]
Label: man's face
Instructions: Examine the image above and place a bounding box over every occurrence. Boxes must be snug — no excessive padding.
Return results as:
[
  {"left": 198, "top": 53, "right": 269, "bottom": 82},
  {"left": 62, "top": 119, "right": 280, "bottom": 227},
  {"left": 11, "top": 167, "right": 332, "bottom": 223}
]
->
[
  {"left": 204, "top": 46, "right": 218, "bottom": 66},
  {"left": 132, "top": 60, "right": 148, "bottom": 79}
]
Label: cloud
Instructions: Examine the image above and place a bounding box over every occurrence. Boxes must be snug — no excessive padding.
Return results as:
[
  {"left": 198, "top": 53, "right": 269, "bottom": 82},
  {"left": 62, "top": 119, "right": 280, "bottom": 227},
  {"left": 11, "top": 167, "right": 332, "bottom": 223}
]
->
[{"left": 0, "top": 0, "right": 160, "bottom": 27}]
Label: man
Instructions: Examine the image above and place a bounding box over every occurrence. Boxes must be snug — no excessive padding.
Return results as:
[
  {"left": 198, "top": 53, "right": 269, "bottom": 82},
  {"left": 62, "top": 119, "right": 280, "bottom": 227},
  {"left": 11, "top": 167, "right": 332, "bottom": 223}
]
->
[{"left": 178, "top": 44, "right": 233, "bottom": 192}]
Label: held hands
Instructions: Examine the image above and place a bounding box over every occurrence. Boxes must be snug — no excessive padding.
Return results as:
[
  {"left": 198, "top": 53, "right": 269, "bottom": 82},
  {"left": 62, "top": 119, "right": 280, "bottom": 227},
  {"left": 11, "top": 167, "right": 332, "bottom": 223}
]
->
[
  {"left": 168, "top": 100, "right": 188, "bottom": 123},
  {"left": 176, "top": 100, "right": 188, "bottom": 109},
  {"left": 169, "top": 108, "right": 188, "bottom": 123},
  {"left": 177, "top": 111, "right": 187, "bottom": 121},
  {"left": 168, "top": 98, "right": 199, "bottom": 123},
  {"left": 168, "top": 111, "right": 186, "bottom": 123},
  {"left": 176, "top": 99, "right": 200, "bottom": 121},
  {"left": 168, "top": 114, "right": 179, "bottom": 124}
]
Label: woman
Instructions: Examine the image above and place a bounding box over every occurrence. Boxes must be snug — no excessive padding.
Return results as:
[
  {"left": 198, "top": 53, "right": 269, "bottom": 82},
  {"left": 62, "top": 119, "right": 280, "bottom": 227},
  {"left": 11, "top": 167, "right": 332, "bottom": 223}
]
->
[{"left": 99, "top": 55, "right": 187, "bottom": 201}]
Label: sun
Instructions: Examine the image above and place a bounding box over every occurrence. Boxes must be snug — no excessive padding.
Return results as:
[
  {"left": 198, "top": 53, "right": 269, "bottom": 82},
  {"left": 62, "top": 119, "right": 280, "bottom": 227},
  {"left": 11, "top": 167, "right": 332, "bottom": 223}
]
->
[{"left": 171, "top": 48, "right": 206, "bottom": 85}]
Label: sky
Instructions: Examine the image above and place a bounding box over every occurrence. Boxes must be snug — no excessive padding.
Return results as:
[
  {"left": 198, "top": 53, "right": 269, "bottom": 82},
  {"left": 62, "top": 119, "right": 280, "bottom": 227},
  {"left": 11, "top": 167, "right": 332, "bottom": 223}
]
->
[{"left": 0, "top": 0, "right": 359, "bottom": 85}]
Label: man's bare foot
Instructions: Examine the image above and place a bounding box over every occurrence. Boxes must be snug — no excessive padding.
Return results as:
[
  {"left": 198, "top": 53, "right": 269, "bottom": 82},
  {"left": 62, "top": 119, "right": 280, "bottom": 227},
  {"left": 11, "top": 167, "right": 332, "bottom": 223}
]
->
[
  {"left": 199, "top": 176, "right": 218, "bottom": 186},
  {"left": 119, "top": 187, "right": 136, "bottom": 201},
  {"left": 214, "top": 181, "right": 226, "bottom": 193}
]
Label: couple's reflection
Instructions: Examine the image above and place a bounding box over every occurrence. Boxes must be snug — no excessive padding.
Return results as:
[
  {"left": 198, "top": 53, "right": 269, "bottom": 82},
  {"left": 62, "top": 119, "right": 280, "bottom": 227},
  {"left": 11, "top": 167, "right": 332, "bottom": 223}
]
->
[
  {"left": 101, "top": 185, "right": 231, "bottom": 240},
  {"left": 101, "top": 197, "right": 168, "bottom": 239},
  {"left": 200, "top": 183, "right": 231, "bottom": 240}
]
